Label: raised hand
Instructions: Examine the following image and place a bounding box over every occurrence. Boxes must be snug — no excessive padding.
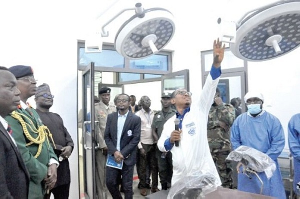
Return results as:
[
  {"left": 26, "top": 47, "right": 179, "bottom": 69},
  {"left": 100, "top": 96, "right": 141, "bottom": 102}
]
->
[{"left": 213, "top": 38, "right": 225, "bottom": 67}]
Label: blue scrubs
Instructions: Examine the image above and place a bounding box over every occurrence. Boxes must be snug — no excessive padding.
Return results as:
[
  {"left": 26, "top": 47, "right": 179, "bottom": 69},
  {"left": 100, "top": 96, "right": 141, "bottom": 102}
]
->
[
  {"left": 231, "top": 111, "right": 286, "bottom": 198},
  {"left": 288, "top": 113, "right": 300, "bottom": 195}
]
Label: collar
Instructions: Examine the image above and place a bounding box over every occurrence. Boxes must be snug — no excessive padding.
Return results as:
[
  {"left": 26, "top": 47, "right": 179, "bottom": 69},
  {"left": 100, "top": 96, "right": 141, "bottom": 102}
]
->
[
  {"left": 247, "top": 110, "right": 265, "bottom": 117},
  {"left": 118, "top": 110, "right": 129, "bottom": 117},
  {"left": 0, "top": 115, "right": 8, "bottom": 129},
  {"left": 176, "top": 107, "right": 190, "bottom": 118},
  {"left": 141, "top": 108, "right": 153, "bottom": 114},
  {"left": 20, "top": 100, "right": 29, "bottom": 109}
]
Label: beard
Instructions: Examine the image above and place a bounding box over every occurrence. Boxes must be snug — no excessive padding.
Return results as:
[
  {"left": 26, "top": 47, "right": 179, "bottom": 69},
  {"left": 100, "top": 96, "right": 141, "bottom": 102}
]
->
[{"left": 40, "top": 103, "right": 52, "bottom": 109}]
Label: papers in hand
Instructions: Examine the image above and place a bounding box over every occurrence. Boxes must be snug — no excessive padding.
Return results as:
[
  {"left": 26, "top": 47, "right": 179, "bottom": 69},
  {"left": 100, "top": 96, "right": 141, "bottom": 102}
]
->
[{"left": 106, "top": 154, "right": 123, "bottom": 169}]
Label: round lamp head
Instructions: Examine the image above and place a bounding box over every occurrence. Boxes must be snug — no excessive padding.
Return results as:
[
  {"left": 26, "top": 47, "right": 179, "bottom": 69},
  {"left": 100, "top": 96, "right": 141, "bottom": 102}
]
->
[
  {"left": 115, "top": 8, "right": 175, "bottom": 59},
  {"left": 230, "top": 1, "right": 300, "bottom": 62}
]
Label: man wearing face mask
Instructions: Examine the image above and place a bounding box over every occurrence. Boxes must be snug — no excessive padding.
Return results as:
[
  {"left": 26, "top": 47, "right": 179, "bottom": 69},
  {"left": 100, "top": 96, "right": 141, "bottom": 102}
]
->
[{"left": 230, "top": 92, "right": 285, "bottom": 198}]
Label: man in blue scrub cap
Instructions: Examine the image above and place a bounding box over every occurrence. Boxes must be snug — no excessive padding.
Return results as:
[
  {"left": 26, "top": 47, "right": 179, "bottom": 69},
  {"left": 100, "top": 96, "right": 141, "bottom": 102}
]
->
[{"left": 230, "top": 91, "right": 286, "bottom": 198}]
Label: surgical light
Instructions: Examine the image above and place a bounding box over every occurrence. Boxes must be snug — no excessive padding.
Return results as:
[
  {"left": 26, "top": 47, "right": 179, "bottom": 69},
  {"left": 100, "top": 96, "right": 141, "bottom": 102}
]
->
[
  {"left": 225, "top": 0, "right": 300, "bottom": 61},
  {"left": 87, "top": 3, "right": 175, "bottom": 60}
]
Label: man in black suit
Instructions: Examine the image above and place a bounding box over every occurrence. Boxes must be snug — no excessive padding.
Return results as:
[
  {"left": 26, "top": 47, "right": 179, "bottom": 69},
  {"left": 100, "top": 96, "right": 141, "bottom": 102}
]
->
[
  {"left": 104, "top": 94, "right": 141, "bottom": 199},
  {"left": 0, "top": 66, "right": 30, "bottom": 199}
]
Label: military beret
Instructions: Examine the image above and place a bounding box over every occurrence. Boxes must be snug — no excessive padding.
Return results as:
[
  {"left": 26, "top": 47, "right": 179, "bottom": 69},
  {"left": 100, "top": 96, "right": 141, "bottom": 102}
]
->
[
  {"left": 8, "top": 65, "right": 34, "bottom": 78},
  {"left": 35, "top": 83, "right": 51, "bottom": 97},
  {"left": 161, "top": 92, "right": 172, "bottom": 98},
  {"left": 99, "top": 87, "right": 111, "bottom": 95}
]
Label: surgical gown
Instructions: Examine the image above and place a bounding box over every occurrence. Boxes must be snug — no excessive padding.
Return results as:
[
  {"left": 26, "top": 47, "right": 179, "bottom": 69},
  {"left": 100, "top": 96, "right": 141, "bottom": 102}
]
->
[
  {"left": 231, "top": 111, "right": 286, "bottom": 198},
  {"left": 288, "top": 113, "right": 300, "bottom": 196}
]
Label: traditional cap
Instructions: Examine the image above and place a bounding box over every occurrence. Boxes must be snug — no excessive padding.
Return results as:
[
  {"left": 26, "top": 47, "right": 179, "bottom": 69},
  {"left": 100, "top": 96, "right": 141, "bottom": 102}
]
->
[
  {"left": 244, "top": 91, "right": 264, "bottom": 103},
  {"left": 9, "top": 65, "right": 34, "bottom": 78},
  {"left": 35, "top": 83, "right": 51, "bottom": 97},
  {"left": 161, "top": 92, "right": 172, "bottom": 98},
  {"left": 99, "top": 87, "right": 111, "bottom": 95}
]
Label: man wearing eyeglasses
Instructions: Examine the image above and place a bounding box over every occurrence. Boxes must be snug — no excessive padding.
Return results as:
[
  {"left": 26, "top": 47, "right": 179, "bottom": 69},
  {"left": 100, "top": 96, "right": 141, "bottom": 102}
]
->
[
  {"left": 35, "top": 83, "right": 74, "bottom": 199},
  {"left": 157, "top": 39, "right": 224, "bottom": 190},
  {"left": 104, "top": 94, "right": 141, "bottom": 199},
  {"left": 95, "top": 86, "right": 116, "bottom": 199},
  {"left": 5, "top": 65, "right": 59, "bottom": 199},
  {"left": 230, "top": 92, "right": 285, "bottom": 198}
]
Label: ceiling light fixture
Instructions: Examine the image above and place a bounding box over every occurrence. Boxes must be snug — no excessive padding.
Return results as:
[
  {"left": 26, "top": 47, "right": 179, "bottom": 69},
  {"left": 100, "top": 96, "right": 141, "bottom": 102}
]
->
[
  {"left": 222, "top": 0, "right": 300, "bottom": 62},
  {"left": 89, "top": 3, "right": 175, "bottom": 60}
]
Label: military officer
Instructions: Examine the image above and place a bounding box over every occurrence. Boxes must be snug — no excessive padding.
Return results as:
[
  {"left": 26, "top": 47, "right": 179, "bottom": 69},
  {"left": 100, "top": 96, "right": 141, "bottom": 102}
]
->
[
  {"left": 152, "top": 92, "right": 176, "bottom": 190},
  {"left": 95, "top": 86, "right": 116, "bottom": 199},
  {"left": 5, "top": 65, "right": 58, "bottom": 199},
  {"left": 207, "top": 88, "right": 235, "bottom": 188}
]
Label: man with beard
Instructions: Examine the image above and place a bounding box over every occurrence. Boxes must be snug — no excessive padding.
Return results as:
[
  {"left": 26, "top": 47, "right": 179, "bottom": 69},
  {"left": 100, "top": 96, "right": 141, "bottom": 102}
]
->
[
  {"left": 0, "top": 66, "right": 29, "bottom": 199},
  {"left": 6, "top": 65, "right": 58, "bottom": 199},
  {"left": 104, "top": 93, "right": 141, "bottom": 199},
  {"left": 35, "top": 83, "right": 74, "bottom": 199}
]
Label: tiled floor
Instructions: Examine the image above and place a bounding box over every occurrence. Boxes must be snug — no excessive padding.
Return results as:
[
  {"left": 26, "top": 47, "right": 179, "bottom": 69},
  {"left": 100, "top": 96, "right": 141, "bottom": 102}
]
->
[{"left": 107, "top": 167, "right": 161, "bottom": 199}]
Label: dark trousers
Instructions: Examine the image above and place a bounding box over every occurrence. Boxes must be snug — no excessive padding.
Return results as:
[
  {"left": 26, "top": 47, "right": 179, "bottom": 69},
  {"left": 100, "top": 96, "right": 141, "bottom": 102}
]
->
[
  {"left": 106, "top": 163, "right": 134, "bottom": 199},
  {"left": 44, "top": 184, "right": 70, "bottom": 199},
  {"left": 137, "top": 143, "right": 158, "bottom": 189},
  {"left": 156, "top": 148, "right": 173, "bottom": 189}
]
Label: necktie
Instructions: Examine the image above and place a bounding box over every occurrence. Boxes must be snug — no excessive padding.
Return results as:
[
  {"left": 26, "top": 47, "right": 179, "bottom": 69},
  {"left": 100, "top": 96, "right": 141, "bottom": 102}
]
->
[{"left": 7, "top": 125, "right": 12, "bottom": 135}]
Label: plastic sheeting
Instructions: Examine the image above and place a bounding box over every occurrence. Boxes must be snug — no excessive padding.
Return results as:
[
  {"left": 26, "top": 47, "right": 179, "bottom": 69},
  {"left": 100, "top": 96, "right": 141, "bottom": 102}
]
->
[
  {"left": 167, "top": 172, "right": 218, "bottom": 199},
  {"left": 226, "top": 145, "right": 276, "bottom": 179}
]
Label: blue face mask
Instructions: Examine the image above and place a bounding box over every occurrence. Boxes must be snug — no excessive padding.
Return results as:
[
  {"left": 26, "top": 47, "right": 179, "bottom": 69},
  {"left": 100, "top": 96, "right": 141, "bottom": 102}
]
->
[{"left": 247, "top": 104, "right": 262, "bottom": 114}]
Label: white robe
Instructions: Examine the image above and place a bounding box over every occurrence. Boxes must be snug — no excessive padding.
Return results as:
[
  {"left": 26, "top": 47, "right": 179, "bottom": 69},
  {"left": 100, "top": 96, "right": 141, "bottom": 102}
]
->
[{"left": 157, "top": 74, "right": 221, "bottom": 186}]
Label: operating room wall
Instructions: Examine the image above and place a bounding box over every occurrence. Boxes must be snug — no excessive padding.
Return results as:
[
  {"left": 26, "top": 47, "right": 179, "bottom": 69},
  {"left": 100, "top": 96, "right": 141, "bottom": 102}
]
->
[{"left": 0, "top": 0, "right": 298, "bottom": 198}]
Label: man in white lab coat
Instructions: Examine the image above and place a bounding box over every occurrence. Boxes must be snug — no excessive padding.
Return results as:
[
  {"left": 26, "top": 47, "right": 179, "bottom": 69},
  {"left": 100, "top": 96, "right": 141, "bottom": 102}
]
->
[{"left": 157, "top": 39, "right": 224, "bottom": 187}]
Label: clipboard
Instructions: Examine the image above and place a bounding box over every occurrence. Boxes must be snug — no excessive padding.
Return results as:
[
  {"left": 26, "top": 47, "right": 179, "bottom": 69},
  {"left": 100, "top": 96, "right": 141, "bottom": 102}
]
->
[{"left": 106, "top": 154, "right": 123, "bottom": 169}]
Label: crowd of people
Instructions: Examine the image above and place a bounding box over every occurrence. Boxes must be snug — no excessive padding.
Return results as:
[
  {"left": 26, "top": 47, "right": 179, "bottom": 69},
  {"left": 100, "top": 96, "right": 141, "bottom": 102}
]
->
[{"left": 1, "top": 38, "right": 299, "bottom": 199}]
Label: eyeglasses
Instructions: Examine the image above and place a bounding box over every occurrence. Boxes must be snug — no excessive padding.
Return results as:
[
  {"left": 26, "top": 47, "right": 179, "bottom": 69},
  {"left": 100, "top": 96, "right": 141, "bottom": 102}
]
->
[
  {"left": 18, "top": 76, "right": 37, "bottom": 83},
  {"left": 116, "top": 99, "right": 128, "bottom": 103},
  {"left": 37, "top": 93, "right": 54, "bottom": 99},
  {"left": 175, "top": 90, "right": 192, "bottom": 96}
]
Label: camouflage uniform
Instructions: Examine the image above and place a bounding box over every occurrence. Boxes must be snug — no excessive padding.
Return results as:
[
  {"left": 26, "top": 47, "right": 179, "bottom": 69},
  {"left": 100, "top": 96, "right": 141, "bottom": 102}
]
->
[
  {"left": 152, "top": 107, "right": 176, "bottom": 190},
  {"left": 207, "top": 103, "right": 235, "bottom": 188}
]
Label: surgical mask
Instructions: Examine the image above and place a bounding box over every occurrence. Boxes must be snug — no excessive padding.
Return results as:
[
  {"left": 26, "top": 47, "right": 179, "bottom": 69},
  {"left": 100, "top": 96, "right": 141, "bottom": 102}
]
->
[{"left": 247, "top": 104, "right": 262, "bottom": 114}]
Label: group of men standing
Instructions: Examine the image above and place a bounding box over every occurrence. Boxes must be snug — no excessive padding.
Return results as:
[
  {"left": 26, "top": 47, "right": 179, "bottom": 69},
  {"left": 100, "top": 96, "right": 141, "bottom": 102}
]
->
[
  {"left": 93, "top": 86, "right": 176, "bottom": 198},
  {"left": 0, "top": 65, "right": 74, "bottom": 199},
  {"left": 91, "top": 38, "right": 298, "bottom": 199}
]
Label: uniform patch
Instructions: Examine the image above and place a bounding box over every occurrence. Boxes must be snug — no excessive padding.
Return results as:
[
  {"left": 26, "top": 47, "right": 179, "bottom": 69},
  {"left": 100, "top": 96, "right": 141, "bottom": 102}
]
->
[{"left": 188, "top": 127, "right": 196, "bottom": 135}]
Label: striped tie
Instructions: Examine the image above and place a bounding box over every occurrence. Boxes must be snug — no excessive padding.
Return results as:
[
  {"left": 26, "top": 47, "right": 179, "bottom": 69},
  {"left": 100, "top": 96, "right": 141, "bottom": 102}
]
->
[{"left": 7, "top": 125, "right": 12, "bottom": 135}]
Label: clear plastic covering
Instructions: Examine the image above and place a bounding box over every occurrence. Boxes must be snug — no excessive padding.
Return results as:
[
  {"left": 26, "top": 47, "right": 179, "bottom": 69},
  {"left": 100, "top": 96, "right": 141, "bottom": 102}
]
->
[
  {"left": 167, "top": 172, "right": 218, "bottom": 199},
  {"left": 226, "top": 145, "right": 276, "bottom": 179}
]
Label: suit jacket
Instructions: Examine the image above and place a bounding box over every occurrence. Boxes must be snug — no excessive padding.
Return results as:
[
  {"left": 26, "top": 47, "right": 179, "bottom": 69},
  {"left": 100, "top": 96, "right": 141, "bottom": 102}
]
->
[
  {"left": 0, "top": 122, "right": 30, "bottom": 199},
  {"left": 5, "top": 107, "right": 58, "bottom": 199},
  {"left": 104, "top": 111, "right": 141, "bottom": 166}
]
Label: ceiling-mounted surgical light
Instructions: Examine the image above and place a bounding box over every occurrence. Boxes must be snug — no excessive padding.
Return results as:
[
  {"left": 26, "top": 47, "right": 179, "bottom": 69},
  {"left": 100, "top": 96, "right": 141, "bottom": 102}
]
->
[
  {"left": 222, "top": 0, "right": 300, "bottom": 62},
  {"left": 101, "top": 3, "right": 175, "bottom": 59}
]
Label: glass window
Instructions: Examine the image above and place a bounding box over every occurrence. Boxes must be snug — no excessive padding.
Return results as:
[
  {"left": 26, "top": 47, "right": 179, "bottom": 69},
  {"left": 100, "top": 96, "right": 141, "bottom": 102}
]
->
[
  {"left": 119, "top": 73, "right": 140, "bottom": 82},
  {"left": 129, "top": 54, "right": 168, "bottom": 71},
  {"left": 79, "top": 48, "right": 124, "bottom": 68},
  {"left": 144, "top": 74, "right": 161, "bottom": 79}
]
